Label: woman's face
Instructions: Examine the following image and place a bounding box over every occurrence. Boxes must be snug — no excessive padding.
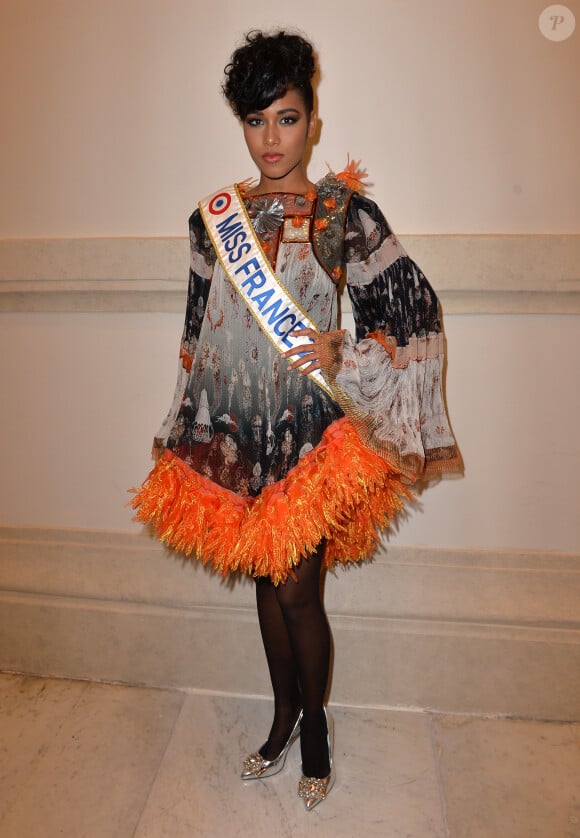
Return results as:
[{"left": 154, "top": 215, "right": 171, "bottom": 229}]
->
[{"left": 243, "top": 88, "right": 317, "bottom": 192}]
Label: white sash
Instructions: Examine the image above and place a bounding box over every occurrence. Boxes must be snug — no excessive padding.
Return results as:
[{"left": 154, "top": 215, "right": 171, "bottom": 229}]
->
[{"left": 199, "top": 184, "right": 332, "bottom": 396}]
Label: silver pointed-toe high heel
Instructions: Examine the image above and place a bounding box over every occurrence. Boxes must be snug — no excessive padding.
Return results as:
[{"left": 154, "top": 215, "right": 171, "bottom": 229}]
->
[
  {"left": 241, "top": 709, "right": 303, "bottom": 780},
  {"left": 298, "top": 708, "right": 335, "bottom": 811}
]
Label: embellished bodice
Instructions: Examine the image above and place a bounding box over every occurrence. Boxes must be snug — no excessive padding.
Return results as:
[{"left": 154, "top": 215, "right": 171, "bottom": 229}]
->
[
  {"left": 241, "top": 171, "right": 355, "bottom": 283},
  {"left": 244, "top": 193, "right": 315, "bottom": 270}
]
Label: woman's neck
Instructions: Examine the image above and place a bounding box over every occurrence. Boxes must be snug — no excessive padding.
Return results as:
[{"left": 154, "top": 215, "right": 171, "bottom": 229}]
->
[{"left": 248, "top": 170, "right": 316, "bottom": 197}]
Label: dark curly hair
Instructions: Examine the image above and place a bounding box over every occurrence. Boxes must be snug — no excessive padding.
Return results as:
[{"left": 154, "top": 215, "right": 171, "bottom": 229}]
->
[{"left": 223, "top": 30, "right": 315, "bottom": 119}]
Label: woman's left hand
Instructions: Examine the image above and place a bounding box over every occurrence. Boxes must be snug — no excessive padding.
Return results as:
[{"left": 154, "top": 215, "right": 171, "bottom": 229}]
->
[{"left": 281, "top": 327, "right": 323, "bottom": 375}]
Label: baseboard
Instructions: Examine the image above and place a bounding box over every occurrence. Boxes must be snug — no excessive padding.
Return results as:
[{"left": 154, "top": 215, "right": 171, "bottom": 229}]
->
[{"left": 1, "top": 526, "right": 579, "bottom": 719}]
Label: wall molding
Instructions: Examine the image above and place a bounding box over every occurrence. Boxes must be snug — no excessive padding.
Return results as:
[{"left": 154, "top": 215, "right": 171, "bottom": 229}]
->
[
  {"left": 1, "top": 526, "right": 579, "bottom": 719},
  {"left": 1, "top": 235, "right": 579, "bottom": 314}
]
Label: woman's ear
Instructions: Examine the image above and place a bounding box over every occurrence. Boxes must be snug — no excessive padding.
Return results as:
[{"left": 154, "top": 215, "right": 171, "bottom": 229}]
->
[{"left": 308, "top": 111, "right": 318, "bottom": 138}]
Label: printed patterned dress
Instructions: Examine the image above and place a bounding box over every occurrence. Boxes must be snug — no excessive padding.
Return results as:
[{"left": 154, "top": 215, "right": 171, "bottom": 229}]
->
[{"left": 131, "top": 171, "right": 461, "bottom": 583}]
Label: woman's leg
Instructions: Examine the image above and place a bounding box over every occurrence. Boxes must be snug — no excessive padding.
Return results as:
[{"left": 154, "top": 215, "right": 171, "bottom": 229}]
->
[
  {"left": 255, "top": 576, "right": 302, "bottom": 759},
  {"left": 275, "top": 543, "right": 331, "bottom": 778}
]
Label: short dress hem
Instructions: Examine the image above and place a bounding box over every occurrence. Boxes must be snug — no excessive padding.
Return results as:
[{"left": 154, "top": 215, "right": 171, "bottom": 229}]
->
[{"left": 131, "top": 416, "right": 411, "bottom": 586}]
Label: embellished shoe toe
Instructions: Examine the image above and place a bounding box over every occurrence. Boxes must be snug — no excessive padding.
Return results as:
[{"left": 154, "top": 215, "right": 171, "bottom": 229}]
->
[
  {"left": 298, "top": 768, "right": 336, "bottom": 810},
  {"left": 241, "top": 710, "right": 302, "bottom": 780},
  {"left": 241, "top": 751, "right": 278, "bottom": 780},
  {"left": 298, "top": 708, "right": 335, "bottom": 810}
]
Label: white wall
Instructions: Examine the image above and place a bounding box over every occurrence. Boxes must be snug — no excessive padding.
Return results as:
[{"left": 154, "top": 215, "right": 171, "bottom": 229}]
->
[
  {"left": 0, "top": 0, "right": 579, "bottom": 554},
  {"left": 1, "top": 0, "right": 578, "bottom": 236}
]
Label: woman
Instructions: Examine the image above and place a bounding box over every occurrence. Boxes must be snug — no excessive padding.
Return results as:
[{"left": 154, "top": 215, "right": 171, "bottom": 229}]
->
[{"left": 132, "top": 30, "right": 460, "bottom": 810}]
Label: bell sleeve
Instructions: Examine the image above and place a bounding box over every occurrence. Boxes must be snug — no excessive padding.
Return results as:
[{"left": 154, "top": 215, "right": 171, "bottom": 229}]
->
[
  {"left": 318, "top": 194, "right": 462, "bottom": 481},
  {"left": 153, "top": 209, "right": 216, "bottom": 447}
]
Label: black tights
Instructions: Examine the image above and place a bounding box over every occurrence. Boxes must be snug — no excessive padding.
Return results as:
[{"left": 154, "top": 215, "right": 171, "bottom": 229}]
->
[{"left": 255, "top": 542, "right": 331, "bottom": 778}]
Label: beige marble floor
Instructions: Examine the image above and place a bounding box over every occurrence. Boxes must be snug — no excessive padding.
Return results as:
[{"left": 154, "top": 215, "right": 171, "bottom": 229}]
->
[{"left": 0, "top": 674, "right": 578, "bottom": 838}]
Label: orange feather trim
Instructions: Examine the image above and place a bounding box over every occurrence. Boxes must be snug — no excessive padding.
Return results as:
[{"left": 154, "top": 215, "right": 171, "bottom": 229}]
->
[
  {"left": 335, "top": 155, "right": 368, "bottom": 193},
  {"left": 130, "top": 417, "right": 412, "bottom": 585}
]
